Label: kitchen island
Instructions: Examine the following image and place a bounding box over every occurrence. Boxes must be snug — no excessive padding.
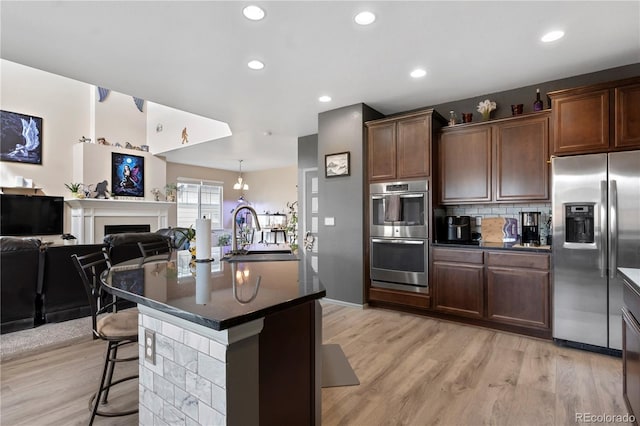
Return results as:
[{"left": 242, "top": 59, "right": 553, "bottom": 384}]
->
[
  {"left": 102, "top": 249, "right": 325, "bottom": 426},
  {"left": 620, "top": 267, "right": 640, "bottom": 422}
]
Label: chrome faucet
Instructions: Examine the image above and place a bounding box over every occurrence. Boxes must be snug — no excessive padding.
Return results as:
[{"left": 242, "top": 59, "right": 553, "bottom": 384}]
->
[{"left": 231, "top": 205, "right": 261, "bottom": 252}]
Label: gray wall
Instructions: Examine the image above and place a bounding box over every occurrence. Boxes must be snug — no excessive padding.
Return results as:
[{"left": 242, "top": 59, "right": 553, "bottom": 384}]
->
[
  {"left": 316, "top": 104, "right": 382, "bottom": 304},
  {"left": 416, "top": 63, "right": 640, "bottom": 122}
]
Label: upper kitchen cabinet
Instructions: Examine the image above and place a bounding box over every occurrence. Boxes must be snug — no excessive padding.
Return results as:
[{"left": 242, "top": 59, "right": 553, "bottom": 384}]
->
[
  {"left": 439, "top": 126, "right": 492, "bottom": 204},
  {"left": 494, "top": 114, "right": 549, "bottom": 202},
  {"left": 366, "top": 109, "right": 445, "bottom": 182},
  {"left": 616, "top": 83, "right": 640, "bottom": 148},
  {"left": 438, "top": 111, "right": 550, "bottom": 205},
  {"left": 549, "top": 77, "right": 640, "bottom": 156}
]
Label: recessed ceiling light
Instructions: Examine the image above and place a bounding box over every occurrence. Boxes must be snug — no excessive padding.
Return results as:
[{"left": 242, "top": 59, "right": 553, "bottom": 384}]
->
[
  {"left": 243, "top": 5, "right": 265, "bottom": 21},
  {"left": 247, "top": 60, "right": 264, "bottom": 70},
  {"left": 541, "top": 30, "right": 565, "bottom": 42},
  {"left": 354, "top": 11, "right": 376, "bottom": 25},
  {"left": 410, "top": 69, "right": 427, "bottom": 78},
  {"left": 318, "top": 95, "right": 332, "bottom": 103}
]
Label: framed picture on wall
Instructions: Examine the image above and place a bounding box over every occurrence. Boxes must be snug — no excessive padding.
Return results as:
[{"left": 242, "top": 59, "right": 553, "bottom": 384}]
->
[
  {"left": 111, "top": 152, "right": 145, "bottom": 197},
  {"left": 325, "top": 151, "right": 350, "bottom": 177},
  {"left": 0, "top": 110, "right": 43, "bottom": 165}
]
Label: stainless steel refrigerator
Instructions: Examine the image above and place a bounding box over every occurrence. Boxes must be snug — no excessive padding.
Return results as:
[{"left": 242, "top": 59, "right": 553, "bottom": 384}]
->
[{"left": 552, "top": 150, "right": 640, "bottom": 351}]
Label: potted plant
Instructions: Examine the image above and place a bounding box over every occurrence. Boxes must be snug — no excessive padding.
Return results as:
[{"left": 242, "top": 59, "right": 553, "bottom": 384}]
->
[
  {"left": 218, "top": 232, "right": 232, "bottom": 255},
  {"left": 64, "top": 182, "right": 84, "bottom": 198},
  {"left": 286, "top": 201, "right": 298, "bottom": 253},
  {"left": 165, "top": 183, "right": 178, "bottom": 202},
  {"left": 176, "top": 225, "right": 196, "bottom": 251}
]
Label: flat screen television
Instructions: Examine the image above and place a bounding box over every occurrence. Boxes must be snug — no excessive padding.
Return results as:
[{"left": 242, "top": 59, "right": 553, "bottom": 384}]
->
[{"left": 0, "top": 194, "right": 64, "bottom": 236}]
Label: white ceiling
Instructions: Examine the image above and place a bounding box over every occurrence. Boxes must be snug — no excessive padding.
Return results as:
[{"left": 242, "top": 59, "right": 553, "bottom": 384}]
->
[{"left": 1, "top": 1, "right": 639, "bottom": 171}]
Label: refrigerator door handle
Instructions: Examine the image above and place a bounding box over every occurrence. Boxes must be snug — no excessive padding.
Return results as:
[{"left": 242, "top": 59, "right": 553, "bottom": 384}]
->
[
  {"left": 609, "top": 179, "right": 618, "bottom": 279},
  {"left": 600, "top": 180, "right": 607, "bottom": 278}
]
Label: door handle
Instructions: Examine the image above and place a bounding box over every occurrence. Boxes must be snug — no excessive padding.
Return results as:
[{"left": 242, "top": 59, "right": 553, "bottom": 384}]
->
[
  {"left": 600, "top": 181, "right": 607, "bottom": 278},
  {"left": 609, "top": 180, "right": 618, "bottom": 279}
]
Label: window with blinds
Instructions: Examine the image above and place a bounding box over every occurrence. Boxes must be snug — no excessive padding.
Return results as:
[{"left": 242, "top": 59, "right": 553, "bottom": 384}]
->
[{"left": 176, "top": 180, "right": 223, "bottom": 230}]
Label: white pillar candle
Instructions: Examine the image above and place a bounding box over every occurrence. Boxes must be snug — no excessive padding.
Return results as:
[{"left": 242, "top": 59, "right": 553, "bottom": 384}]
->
[{"left": 195, "top": 218, "right": 211, "bottom": 260}]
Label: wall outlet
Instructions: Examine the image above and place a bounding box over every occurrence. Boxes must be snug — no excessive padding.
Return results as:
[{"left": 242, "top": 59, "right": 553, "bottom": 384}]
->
[
  {"left": 144, "top": 329, "right": 155, "bottom": 365},
  {"left": 324, "top": 217, "right": 335, "bottom": 226}
]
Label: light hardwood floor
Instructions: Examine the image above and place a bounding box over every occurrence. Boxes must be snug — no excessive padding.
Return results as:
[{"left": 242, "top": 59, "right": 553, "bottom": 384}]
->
[{"left": 0, "top": 302, "right": 631, "bottom": 425}]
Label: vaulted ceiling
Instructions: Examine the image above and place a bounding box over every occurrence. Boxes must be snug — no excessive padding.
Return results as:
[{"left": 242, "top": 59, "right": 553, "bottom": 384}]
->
[{"left": 1, "top": 1, "right": 638, "bottom": 171}]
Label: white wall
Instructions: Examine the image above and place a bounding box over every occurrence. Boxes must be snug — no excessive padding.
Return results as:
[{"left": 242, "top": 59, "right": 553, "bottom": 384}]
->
[
  {"left": 94, "top": 89, "right": 147, "bottom": 148},
  {"left": 1, "top": 59, "right": 298, "bottom": 238},
  {"left": 0, "top": 60, "right": 90, "bottom": 196},
  {"left": 146, "top": 103, "right": 231, "bottom": 154}
]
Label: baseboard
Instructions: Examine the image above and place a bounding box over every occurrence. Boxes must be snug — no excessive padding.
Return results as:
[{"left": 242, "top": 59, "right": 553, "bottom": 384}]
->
[{"left": 321, "top": 297, "right": 367, "bottom": 309}]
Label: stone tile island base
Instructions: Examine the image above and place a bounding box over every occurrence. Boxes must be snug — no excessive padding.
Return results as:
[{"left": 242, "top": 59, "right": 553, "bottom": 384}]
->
[{"left": 137, "top": 301, "right": 321, "bottom": 425}]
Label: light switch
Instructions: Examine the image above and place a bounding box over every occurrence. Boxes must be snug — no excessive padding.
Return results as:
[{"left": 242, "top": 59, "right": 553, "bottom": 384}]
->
[{"left": 324, "top": 217, "right": 335, "bottom": 226}]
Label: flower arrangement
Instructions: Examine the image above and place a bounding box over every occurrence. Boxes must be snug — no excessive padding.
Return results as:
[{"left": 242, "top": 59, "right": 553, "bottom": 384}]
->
[
  {"left": 477, "top": 99, "right": 497, "bottom": 120},
  {"left": 151, "top": 188, "right": 163, "bottom": 201}
]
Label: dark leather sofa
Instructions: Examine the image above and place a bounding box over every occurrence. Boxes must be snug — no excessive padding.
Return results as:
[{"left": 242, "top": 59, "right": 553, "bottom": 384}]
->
[
  {"left": 103, "top": 232, "right": 172, "bottom": 264},
  {"left": 41, "top": 243, "right": 107, "bottom": 323},
  {"left": 0, "top": 237, "right": 42, "bottom": 334},
  {"left": 0, "top": 229, "right": 190, "bottom": 334}
]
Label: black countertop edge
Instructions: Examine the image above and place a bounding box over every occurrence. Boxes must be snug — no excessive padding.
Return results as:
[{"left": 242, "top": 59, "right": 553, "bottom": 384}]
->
[
  {"left": 103, "top": 279, "right": 326, "bottom": 332},
  {"left": 431, "top": 241, "right": 552, "bottom": 253}
]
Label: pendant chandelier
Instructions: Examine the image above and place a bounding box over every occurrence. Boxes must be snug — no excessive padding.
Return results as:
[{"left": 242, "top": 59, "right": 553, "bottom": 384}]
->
[{"left": 233, "top": 160, "right": 249, "bottom": 191}]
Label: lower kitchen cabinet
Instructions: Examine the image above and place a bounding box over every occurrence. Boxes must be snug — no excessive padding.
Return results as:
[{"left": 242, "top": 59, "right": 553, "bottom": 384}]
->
[
  {"left": 432, "top": 249, "right": 484, "bottom": 318},
  {"left": 486, "top": 251, "right": 550, "bottom": 329},
  {"left": 622, "top": 308, "right": 640, "bottom": 421},
  {"left": 430, "top": 247, "right": 551, "bottom": 338}
]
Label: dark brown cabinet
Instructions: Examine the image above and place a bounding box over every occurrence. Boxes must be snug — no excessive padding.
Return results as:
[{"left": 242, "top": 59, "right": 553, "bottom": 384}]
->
[
  {"left": 432, "top": 248, "right": 484, "bottom": 318},
  {"left": 430, "top": 247, "right": 551, "bottom": 338},
  {"left": 616, "top": 83, "right": 640, "bottom": 149},
  {"left": 486, "top": 251, "right": 550, "bottom": 329},
  {"left": 622, "top": 274, "right": 640, "bottom": 422},
  {"left": 438, "top": 126, "right": 492, "bottom": 203},
  {"left": 494, "top": 115, "right": 549, "bottom": 201},
  {"left": 438, "top": 112, "right": 550, "bottom": 204},
  {"left": 549, "top": 77, "right": 640, "bottom": 156},
  {"left": 366, "top": 109, "right": 442, "bottom": 182}
]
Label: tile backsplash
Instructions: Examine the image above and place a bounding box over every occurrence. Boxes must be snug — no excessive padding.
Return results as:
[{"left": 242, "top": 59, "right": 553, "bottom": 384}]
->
[{"left": 442, "top": 202, "right": 552, "bottom": 244}]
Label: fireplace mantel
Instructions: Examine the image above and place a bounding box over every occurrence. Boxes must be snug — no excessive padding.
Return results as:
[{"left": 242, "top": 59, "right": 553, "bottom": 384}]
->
[{"left": 65, "top": 198, "right": 174, "bottom": 244}]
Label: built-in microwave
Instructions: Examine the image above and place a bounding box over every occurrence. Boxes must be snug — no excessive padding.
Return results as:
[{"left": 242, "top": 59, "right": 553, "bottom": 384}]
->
[{"left": 370, "top": 180, "right": 428, "bottom": 239}]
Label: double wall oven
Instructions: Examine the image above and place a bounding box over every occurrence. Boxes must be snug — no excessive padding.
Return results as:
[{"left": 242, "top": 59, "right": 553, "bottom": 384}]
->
[{"left": 370, "top": 180, "right": 429, "bottom": 294}]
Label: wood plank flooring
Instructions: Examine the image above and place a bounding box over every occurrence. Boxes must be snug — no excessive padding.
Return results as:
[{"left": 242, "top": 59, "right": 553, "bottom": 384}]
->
[{"left": 0, "top": 302, "right": 631, "bottom": 425}]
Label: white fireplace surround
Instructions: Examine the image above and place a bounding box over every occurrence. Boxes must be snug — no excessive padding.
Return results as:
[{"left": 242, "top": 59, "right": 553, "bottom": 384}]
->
[{"left": 65, "top": 198, "right": 173, "bottom": 244}]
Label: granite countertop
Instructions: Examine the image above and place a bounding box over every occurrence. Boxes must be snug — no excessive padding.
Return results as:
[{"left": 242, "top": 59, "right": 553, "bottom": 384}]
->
[
  {"left": 619, "top": 268, "right": 640, "bottom": 293},
  {"left": 101, "top": 248, "right": 325, "bottom": 331},
  {"left": 431, "top": 241, "right": 552, "bottom": 253}
]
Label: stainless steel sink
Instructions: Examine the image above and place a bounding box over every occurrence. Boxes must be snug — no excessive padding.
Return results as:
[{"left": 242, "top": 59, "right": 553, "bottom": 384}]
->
[{"left": 222, "top": 252, "right": 298, "bottom": 263}]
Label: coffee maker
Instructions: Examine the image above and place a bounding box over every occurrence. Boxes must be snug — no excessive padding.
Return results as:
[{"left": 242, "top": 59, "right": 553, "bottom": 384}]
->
[{"left": 520, "top": 211, "right": 541, "bottom": 246}]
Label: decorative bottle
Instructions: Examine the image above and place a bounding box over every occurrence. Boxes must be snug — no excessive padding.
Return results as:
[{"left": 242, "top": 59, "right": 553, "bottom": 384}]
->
[
  {"left": 533, "top": 89, "right": 544, "bottom": 112},
  {"left": 448, "top": 110, "right": 457, "bottom": 126}
]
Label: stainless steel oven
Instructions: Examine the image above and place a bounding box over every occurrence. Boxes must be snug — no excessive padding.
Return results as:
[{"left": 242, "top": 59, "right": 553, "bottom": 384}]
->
[
  {"left": 370, "top": 180, "right": 428, "bottom": 239},
  {"left": 370, "top": 238, "right": 428, "bottom": 293}
]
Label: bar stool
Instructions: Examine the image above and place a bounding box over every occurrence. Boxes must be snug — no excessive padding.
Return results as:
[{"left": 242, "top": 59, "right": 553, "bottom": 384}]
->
[
  {"left": 137, "top": 239, "right": 172, "bottom": 260},
  {"left": 71, "top": 249, "right": 138, "bottom": 425}
]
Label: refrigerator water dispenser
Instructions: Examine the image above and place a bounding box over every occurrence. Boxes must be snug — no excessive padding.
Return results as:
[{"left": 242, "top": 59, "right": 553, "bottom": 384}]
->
[{"left": 565, "top": 204, "right": 594, "bottom": 243}]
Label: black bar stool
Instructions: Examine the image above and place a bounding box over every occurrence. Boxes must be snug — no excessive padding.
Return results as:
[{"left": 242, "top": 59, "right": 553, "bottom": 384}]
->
[{"left": 71, "top": 249, "right": 138, "bottom": 425}]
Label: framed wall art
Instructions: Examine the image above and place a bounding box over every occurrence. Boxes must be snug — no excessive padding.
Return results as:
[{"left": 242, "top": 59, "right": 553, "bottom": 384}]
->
[
  {"left": 112, "top": 152, "right": 145, "bottom": 197},
  {"left": 325, "top": 151, "right": 350, "bottom": 178},
  {"left": 0, "top": 110, "right": 43, "bottom": 165}
]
